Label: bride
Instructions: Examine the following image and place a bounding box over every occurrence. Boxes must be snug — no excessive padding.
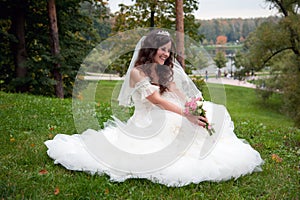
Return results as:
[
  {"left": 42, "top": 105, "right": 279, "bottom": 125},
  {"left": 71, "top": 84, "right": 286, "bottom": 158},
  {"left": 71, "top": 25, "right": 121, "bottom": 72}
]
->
[{"left": 45, "top": 29, "right": 263, "bottom": 187}]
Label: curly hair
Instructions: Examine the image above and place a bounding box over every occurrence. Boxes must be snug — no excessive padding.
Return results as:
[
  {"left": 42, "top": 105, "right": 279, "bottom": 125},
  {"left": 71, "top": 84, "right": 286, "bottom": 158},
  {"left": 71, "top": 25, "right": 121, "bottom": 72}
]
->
[
  {"left": 137, "top": 64, "right": 174, "bottom": 94},
  {"left": 155, "top": 64, "right": 174, "bottom": 94},
  {"left": 134, "top": 29, "right": 176, "bottom": 94}
]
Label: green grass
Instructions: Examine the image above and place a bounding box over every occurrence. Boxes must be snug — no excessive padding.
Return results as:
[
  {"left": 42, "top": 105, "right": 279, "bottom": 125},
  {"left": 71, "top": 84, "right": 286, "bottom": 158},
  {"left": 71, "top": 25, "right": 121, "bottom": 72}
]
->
[
  {"left": 1, "top": 82, "right": 299, "bottom": 199},
  {"left": 202, "top": 83, "right": 293, "bottom": 128}
]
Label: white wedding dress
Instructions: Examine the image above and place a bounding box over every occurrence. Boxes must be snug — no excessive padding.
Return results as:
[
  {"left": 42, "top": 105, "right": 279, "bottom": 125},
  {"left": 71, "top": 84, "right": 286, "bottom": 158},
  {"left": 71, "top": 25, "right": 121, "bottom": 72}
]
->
[{"left": 45, "top": 77, "right": 263, "bottom": 187}]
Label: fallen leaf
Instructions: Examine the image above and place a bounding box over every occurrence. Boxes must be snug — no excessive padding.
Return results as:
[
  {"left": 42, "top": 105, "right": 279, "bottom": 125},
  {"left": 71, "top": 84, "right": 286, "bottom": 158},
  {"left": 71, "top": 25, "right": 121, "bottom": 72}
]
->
[
  {"left": 104, "top": 188, "right": 109, "bottom": 195},
  {"left": 54, "top": 187, "right": 60, "bottom": 195},
  {"left": 48, "top": 134, "right": 54, "bottom": 139},
  {"left": 38, "top": 169, "right": 48, "bottom": 175},
  {"left": 271, "top": 154, "right": 283, "bottom": 163}
]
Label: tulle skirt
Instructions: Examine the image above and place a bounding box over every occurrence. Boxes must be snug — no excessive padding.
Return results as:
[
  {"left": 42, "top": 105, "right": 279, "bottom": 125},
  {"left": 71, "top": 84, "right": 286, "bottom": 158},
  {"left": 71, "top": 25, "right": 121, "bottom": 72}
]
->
[{"left": 45, "top": 102, "right": 263, "bottom": 187}]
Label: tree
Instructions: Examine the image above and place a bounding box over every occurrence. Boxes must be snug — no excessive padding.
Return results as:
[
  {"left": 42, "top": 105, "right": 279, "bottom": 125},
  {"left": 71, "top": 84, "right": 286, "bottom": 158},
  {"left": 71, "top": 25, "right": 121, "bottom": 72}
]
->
[
  {"left": 197, "top": 17, "right": 280, "bottom": 44},
  {"left": 3, "top": 0, "right": 29, "bottom": 92},
  {"left": 48, "top": 0, "right": 63, "bottom": 98},
  {"left": 110, "top": 0, "right": 201, "bottom": 74},
  {"left": 214, "top": 51, "right": 227, "bottom": 69},
  {"left": 176, "top": 0, "right": 185, "bottom": 68},
  {"left": 243, "top": 0, "right": 300, "bottom": 127},
  {"left": 233, "top": 50, "right": 245, "bottom": 70},
  {"left": 0, "top": 0, "right": 110, "bottom": 97},
  {"left": 112, "top": 0, "right": 201, "bottom": 40},
  {"left": 216, "top": 35, "right": 227, "bottom": 45}
]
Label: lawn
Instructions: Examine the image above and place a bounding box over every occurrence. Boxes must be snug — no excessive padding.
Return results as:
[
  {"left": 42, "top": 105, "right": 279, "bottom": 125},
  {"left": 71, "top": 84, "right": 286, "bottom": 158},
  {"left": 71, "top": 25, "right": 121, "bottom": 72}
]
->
[{"left": 0, "top": 81, "right": 299, "bottom": 199}]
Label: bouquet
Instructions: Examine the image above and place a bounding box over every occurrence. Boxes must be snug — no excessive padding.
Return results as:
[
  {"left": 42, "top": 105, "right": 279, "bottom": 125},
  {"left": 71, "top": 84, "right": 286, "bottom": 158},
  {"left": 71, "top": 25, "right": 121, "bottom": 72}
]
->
[{"left": 184, "top": 97, "right": 215, "bottom": 135}]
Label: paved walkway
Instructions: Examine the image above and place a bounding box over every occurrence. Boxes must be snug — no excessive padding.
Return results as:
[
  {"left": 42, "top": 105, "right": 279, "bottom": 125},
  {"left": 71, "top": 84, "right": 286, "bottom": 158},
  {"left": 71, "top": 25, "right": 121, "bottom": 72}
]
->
[
  {"left": 205, "top": 77, "right": 256, "bottom": 88},
  {"left": 84, "top": 73, "right": 256, "bottom": 88},
  {"left": 84, "top": 72, "right": 124, "bottom": 81}
]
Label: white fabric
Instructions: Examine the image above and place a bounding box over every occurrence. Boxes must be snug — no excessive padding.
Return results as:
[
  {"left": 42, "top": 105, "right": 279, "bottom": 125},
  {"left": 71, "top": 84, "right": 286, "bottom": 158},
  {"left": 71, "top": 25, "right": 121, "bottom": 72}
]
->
[
  {"left": 118, "top": 36, "right": 145, "bottom": 106},
  {"left": 45, "top": 78, "right": 264, "bottom": 187},
  {"left": 173, "top": 60, "right": 202, "bottom": 99}
]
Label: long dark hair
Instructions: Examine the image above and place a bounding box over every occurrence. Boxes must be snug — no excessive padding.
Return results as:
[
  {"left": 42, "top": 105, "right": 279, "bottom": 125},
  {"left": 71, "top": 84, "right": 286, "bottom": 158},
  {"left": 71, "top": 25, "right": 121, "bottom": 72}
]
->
[
  {"left": 134, "top": 29, "right": 176, "bottom": 94},
  {"left": 155, "top": 64, "right": 174, "bottom": 94},
  {"left": 135, "top": 29, "right": 175, "bottom": 68},
  {"left": 137, "top": 64, "right": 174, "bottom": 94}
]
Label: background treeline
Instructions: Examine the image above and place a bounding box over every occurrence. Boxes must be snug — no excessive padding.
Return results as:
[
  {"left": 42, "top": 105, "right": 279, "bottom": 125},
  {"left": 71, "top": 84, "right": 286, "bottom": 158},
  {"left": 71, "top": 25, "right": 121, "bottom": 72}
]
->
[{"left": 197, "top": 16, "right": 280, "bottom": 44}]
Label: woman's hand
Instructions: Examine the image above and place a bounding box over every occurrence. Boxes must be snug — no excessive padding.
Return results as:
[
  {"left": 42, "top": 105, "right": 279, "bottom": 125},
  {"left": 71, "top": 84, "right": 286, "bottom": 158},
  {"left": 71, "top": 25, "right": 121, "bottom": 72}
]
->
[
  {"left": 184, "top": 113, "right": 208, "bottom": 128},
  {"left": 146, "top": 90, "right": 208, "bottom": 128}
]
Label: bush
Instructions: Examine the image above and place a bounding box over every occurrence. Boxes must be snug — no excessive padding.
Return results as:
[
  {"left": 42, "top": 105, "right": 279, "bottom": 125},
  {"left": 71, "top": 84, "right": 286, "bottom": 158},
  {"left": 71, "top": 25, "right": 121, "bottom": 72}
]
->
[{"left": 190, "top": 75, "right": 206, "bottom": 91}]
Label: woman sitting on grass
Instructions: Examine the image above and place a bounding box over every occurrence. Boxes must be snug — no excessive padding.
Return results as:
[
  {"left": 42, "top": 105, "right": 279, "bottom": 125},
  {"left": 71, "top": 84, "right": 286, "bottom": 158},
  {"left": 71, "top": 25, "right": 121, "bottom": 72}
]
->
[{"left": 45, "top": 29, "right": 264, "bottom": 187}]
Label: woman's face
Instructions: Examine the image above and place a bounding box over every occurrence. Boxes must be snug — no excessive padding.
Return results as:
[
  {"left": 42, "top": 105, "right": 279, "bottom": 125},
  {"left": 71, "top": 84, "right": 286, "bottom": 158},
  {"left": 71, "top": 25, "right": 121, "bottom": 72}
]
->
[{"left": 153, "top": 41, "right": 172, "bottom": 65}]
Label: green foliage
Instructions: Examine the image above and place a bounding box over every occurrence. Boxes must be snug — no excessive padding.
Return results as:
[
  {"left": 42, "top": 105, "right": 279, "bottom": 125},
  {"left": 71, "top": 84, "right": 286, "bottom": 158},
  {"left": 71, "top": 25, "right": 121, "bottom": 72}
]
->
[
  {"left": 198, "top": 17, "right": 280, "bottom": 44},
  {"left": 242, "top": 0, "right": 300, "bottom": 127},
  {"left": 109, "top": 0, "right": 203, "bottom": 76},
  {"left": 202, "top": 83, "right": 293, "bottom": 128},
  {"left": 190, "top": 75, "right": 206, "bottom": 91},
  {"left": 244, "top": 22, "right": 289, "bottom": 71},
  {"left": 0, "top": 85, "right": 299, "bottom": 199},
  {"left": 254, "top": 66, "right": 284, "bottom": 101},
  {"left": 233, "top": 50, "right": 244, "bottom": 69},
  {"left": 255, "top": 88, "right": 274, "bottom": 103},
  {"left": 213, "top": 51, "right": 227, "bottom": 69},
  {"left": 112, "top": 0, "right": 201, "bottom": 41},
  {"left": 0, "top": 0, "right": 111, "bottom": 97},
  {"left": 80, "top": 1, "right": 111, "bottom": 40},
  {"left": 108, "top": 52, "right": 134, "bottom": 77},
  {"left": 280, "top": 55, "right": 300, "bottom": 127}
]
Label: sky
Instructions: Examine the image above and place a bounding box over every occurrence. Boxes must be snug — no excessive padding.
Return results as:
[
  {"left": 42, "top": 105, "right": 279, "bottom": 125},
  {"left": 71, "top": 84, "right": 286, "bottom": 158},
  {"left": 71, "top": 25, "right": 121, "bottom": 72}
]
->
[{"left": 108, "top": 0, "right": 279, "bottom": 19}]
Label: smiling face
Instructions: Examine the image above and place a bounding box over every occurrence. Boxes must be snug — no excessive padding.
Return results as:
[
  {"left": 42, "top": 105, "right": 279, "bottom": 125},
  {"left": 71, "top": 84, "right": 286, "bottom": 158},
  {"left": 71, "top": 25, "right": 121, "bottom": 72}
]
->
[
  {"left": 134, "top": 29, "right": 175, "bottom": 68},
  {"left": 153, "top": 41, "right": 172, "bottom": 65}
]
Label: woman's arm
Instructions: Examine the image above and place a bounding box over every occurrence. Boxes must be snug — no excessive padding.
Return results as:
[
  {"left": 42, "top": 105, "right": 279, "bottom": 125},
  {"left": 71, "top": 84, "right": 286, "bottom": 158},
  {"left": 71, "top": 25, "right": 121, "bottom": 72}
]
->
[
  {"left": 130, "top": 67, "right": 207, "bottom": 127},
  {"left": 146, "top": 91, "right": 207, "bottom": 127}
]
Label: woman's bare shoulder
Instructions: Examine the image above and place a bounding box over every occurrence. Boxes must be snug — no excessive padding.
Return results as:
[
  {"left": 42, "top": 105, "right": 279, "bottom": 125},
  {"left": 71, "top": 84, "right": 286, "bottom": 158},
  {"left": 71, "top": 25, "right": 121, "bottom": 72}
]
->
[{"left": 130, "top": 67, "right": 147, "bottom": 87}]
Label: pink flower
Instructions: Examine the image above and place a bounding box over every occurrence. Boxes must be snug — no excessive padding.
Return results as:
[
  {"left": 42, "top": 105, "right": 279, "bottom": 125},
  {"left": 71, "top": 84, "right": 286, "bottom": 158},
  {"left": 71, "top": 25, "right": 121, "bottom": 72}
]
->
[
  {"left": 184, "top": 107, "right": 190, "bottom": 115},
  {"left": 195, "top": 97, "right": 202, "bottom": 101},
  {"left": 190, "top": 102, "right": 197, "bottom": 111},
  {"left": 184, "top": 97, "right": 215, "bottom": 136}
]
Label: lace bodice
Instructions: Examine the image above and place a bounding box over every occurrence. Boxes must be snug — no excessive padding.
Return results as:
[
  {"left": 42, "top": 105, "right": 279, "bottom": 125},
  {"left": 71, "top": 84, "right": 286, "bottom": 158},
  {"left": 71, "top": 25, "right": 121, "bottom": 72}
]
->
[
  {"left": 131, "top": 78, "right": 159, "bottom": 112},
  {"left": 129, "top": 78, "right": 184, "bottom": 127},
  {"left": 132, "top": 77, "right": 185, "bottom": 109}
]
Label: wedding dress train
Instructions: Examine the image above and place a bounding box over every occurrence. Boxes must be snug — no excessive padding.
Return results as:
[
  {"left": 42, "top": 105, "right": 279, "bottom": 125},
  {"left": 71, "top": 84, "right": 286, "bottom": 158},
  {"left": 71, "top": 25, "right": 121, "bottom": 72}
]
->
[{"left": 45, "top": 77, "right": 263, "bottom": 187}]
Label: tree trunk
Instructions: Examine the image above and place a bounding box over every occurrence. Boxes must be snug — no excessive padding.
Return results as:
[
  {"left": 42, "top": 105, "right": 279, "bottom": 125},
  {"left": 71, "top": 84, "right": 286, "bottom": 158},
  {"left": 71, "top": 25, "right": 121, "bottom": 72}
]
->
[
  {"left": 150, "top": 9, "right": 155, "bottom": 27},
  {"left": 175, "top": 0, "right": 185, "bottom": 69},
  {"left": 9, "top": 4, "right": 28, "bottom": 92},
  {"left": 48, "top": 0, "right": 64, "bottom": 98},
  {"left": 150, "top": 0, "right": 157, "bottom": 27}
]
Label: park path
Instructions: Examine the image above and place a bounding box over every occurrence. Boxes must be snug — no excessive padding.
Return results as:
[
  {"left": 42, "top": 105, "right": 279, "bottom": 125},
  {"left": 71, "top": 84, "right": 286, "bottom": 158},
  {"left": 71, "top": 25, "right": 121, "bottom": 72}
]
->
[
  {"left": 84, "top": 73, "right": 256, "bottom": 89},
  {"left": 205, "top": 77, "right": 256, "bottom": 88}
]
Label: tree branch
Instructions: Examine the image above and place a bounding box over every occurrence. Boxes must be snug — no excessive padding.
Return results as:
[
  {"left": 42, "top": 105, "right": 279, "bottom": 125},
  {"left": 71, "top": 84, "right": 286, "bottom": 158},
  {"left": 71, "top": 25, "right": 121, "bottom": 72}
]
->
[{"left": 261, "top": 46, "right": 294, "bottom": 67}]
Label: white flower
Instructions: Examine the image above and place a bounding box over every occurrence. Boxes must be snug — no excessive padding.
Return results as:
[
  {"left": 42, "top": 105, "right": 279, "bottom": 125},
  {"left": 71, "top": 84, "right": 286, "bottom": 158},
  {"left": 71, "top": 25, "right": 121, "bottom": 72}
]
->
[
  {"left": 196, "top": 100, "right": 203, "bottom": 107},
  {"left": 186, "top": 97, "right": 192, "bottom": 102},
  {"left": 197, "top": 108, "right": 202, "bottom": 114}
]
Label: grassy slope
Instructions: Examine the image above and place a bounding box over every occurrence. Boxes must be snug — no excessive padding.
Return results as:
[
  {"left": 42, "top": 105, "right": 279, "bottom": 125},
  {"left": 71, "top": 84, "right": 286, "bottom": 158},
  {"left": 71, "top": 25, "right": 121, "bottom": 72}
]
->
[
  {"left": 202, "top": 83, "right": 293, "bottom": 128},
  {"left": 0, "top": 82, "right": 299, "bottom": 199}
]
